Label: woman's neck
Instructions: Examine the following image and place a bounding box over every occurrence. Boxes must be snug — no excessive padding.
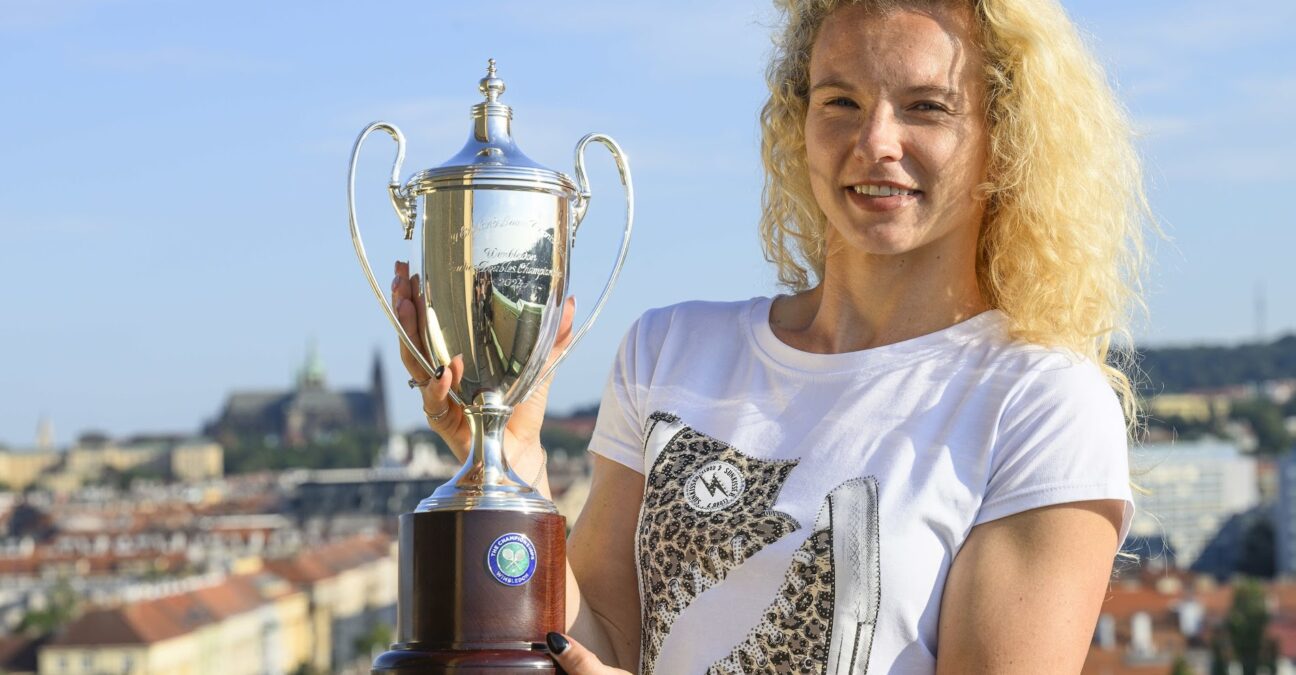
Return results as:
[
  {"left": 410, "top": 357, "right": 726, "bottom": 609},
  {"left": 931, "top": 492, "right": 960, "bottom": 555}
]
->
[{"left": 769, "top": 237, "right": 990, "bottom": 355}]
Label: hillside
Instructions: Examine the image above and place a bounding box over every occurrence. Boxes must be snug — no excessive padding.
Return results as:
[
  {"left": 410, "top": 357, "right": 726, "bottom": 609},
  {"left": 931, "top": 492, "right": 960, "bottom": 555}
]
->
[{"left": 1134, "top": 334, "right": 1296, "bottom": 395}]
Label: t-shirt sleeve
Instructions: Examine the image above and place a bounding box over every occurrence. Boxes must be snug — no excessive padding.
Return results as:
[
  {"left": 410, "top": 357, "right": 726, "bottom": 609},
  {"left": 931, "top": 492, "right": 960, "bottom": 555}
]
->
[
  {"left": 587, "top": 314, "right": 652, "bottom": 474},
  {"left": 973, "top": 354, "right": 1136, "bottom": 546}
]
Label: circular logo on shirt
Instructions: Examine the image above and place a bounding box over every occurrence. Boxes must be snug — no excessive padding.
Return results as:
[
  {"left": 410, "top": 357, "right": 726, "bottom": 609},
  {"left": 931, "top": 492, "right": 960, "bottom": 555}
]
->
[
  {"left": 487, "top": 533, "right": 537, "bottom": 586},
  {"left": 684, "top": 460, "right": 745, "bottom": 512}
]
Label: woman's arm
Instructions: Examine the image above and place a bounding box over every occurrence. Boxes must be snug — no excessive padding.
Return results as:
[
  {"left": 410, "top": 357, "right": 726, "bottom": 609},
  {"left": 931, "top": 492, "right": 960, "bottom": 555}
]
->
[
  {"left": 563, "top": 453, "right": 645, "bottom": 670},
  {"left": 934, "top": 499, "right": 1125, "bottom": 674}
]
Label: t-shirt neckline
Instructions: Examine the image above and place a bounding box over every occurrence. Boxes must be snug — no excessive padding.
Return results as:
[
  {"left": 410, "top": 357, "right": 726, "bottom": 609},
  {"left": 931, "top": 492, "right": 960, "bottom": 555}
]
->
[{"left": 747, "top": 295, "right": 1006, "bottom": 375}]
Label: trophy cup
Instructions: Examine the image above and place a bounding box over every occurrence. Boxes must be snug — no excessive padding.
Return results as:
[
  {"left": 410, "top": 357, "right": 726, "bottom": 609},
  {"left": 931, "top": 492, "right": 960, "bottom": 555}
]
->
[{"left": 347, "top": 60, "right": 633, "bottom": 673}]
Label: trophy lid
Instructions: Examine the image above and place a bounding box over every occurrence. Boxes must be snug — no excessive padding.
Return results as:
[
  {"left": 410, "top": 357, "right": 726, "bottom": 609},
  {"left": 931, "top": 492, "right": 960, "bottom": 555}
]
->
[{"left": 407, "top": 59, "right": 577, "bottom": 196}]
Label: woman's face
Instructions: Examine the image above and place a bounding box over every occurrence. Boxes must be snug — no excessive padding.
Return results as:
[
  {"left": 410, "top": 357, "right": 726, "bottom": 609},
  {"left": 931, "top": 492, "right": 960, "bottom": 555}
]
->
[{"left": 804, "top": 3, "right": 989, "bottom": 261}]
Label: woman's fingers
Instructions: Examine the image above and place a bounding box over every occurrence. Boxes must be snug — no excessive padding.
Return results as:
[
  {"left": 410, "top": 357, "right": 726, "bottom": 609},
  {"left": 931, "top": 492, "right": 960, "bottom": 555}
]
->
[
  {"left": 424, "top": 357, "right": 455, "bottom": 406},
  {"left": 546, "top": 632, "right": 627, "bottom": 675},
  {"left": 393, "top": 263, "right": 434, "bottom": 382},
  {"left": 420, "top": 355, "right": 463, "bottom": 420}
]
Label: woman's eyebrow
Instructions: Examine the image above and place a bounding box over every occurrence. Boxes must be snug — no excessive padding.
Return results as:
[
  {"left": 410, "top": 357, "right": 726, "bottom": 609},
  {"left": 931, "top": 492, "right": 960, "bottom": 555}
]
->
[
  {"left": 809, "top": 77, "right": 853, "bottom": 93},
  {"left": 809, "top": 79, "right": 965, "bottom": 103},
  {"left": 903, "top": 84, "right": 964, "bottom": 103}
]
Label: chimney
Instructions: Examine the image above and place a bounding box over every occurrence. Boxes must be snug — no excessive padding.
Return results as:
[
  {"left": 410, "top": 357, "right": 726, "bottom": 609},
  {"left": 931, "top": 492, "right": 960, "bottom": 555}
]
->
[
  {"left": 1178, "top": 598, "right": 1203, "bottom": 638},
  {"left": 1097, "top": 613, "right": 1117, "bottom": 650},
  {"left": 1130, "top": 611, "right": 1155, "bottom": 657}
]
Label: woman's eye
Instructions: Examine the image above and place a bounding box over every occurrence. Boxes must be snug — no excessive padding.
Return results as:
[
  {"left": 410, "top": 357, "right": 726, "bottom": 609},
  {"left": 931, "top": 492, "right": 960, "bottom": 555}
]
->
[
  {"left": 911, "top": 101, "right": 951, "bottom": 113},
  {"left": 825, "top": 97, "right": 857, "bottom": 109}
]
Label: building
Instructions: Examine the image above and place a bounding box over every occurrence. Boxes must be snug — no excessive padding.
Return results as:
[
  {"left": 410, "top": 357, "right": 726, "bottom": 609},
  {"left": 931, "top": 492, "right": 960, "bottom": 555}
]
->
[
  {"left": 66, "top": 438, "right": 223, "bottom": 485},
  {"left": 1086, "top": 573, "right": 1296, "bottom": 674},
  {"left": 285, "top": 467, "right": 455, "bottom": 527},
  {"left": 206, "top": 345, "right": 388, "bottom": 448},
  {"left": 1271, "top": 449, "right": 1296, "bottom": 576},
  {"left": 263, "top": 535, "right": 397, "bottom": 672},
  {"left": 0, "top": 450, "right": 61, "bottom": 492},
  {"left": 0, "top": 438, "right": 223, "bottom": 494},
  {"left": 1147, "top": 393, "right": 1231, "bottom": 425},
  {"left": 39, "top": 572, "right": 311, "bottom": 675},
  {"left": 1128, "top": 440, "right": 1259, "bottom": 570},
  {"left": 169, "top": 441, "right": 224, "bottom": 483}
]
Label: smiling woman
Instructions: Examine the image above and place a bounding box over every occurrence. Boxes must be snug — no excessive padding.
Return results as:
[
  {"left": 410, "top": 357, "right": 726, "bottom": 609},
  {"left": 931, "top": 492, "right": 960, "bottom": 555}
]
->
[{"left": 394, "top": 0, "right": 1151, "bottom": 673}]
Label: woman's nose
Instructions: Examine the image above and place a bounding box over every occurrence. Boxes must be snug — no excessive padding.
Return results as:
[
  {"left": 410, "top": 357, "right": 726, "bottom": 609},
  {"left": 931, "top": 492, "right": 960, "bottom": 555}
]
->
[{"left": 854, "top": 106, "right": 903, "bottom": 163}]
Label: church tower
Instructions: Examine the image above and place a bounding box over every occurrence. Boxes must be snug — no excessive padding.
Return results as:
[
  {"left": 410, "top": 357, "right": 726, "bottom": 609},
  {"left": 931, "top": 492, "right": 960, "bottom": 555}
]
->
[
  {"left": 296, "top": 338, "right": 327, "bottom": 390},
  {"left": 371, "top": 347, "right": 389, "bottom": 437}
]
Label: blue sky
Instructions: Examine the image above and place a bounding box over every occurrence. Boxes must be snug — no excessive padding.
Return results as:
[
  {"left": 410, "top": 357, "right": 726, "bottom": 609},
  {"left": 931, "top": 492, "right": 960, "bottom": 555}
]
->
[{"left": 1, "top": 0, "right": 1293, "bottom": 447}]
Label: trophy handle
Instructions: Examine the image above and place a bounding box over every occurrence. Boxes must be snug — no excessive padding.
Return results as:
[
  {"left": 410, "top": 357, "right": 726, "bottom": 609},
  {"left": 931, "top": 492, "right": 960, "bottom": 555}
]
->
[
  {"left": 536, "top": 133, "right": 634, "bottom": 386},
  {"left": 347, "top": 121, "right": 444, "bottom": 380}
]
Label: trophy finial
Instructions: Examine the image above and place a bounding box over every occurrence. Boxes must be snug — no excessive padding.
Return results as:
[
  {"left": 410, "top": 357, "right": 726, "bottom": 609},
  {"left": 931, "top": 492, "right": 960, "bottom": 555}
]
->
[{"left": 479, "top": 58, "right": 506, "bottom": 103}]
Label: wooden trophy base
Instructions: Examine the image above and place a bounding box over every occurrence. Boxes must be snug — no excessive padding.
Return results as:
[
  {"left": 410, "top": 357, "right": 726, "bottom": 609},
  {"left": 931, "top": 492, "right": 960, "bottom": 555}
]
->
[
  {"left": 371, "top": 648, "right": 556, "bottom": 674},
  {"left": 372, "top": 509, "right": 567, "bottom": 674}
]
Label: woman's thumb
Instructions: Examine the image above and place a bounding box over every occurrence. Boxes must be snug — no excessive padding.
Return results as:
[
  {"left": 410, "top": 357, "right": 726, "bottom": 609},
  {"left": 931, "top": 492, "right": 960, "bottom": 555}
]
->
[{"left": 547, "top": 631, "right": 614, "bottom": 674}]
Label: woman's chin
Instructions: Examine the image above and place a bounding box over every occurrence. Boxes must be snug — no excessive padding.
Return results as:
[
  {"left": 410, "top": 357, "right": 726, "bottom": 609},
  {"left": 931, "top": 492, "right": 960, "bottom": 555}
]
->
[{"left": 830, "top": 223, "right": 924, "bottom": 258}]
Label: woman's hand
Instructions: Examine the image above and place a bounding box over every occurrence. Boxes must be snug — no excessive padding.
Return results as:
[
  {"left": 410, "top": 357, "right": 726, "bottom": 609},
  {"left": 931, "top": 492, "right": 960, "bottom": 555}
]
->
[
  {"left": 546, "top": 633, "right": 633, "bottom": 675},
  {"left": 391, "top": 260, "right": 575, "bottom": 465}
]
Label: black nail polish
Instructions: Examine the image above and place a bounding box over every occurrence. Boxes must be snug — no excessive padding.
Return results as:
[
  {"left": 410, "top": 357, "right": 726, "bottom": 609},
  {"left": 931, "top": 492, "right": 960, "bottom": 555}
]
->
[{"left": 545, "top": 632, "right": 569, "bottom": 656}]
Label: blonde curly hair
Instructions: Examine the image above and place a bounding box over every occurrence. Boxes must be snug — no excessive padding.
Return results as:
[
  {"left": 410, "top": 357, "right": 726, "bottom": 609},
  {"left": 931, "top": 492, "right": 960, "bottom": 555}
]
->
[{"left": 760, "top": 0, "right": 1151, "bottom": 434}]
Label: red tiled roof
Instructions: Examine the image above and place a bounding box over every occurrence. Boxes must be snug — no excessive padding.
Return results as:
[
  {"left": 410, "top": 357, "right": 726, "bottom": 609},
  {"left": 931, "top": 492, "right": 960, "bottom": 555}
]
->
[
  {"left": 136, "top": 593, "right": 210, "bottom": 642},
  {"left": 1083, "top": 647, "right": 1180, "bottom": 674},
  {"left": 1084, "top": 577, "right": 1296, "bottom": 669},
  {"left": 264, "top": 554, "right": 333, "bottom": 584},
  {"left": 0, "top": 550, "right": 186, "bottom": 578},
  {"left": 0, "top": 558, "right": 38, "bottom": 575},
  {"left": 47, "top": 572, "right": 296, "bottom": 647},
  {"left": 263, "top": 534, "right": 391, "bottom": 586},
  {"left": 49, "top": 607, "right": 153, "bottom": 646},
  {"left": 191, "top": 576, "right": 265, "bottom": 620}
]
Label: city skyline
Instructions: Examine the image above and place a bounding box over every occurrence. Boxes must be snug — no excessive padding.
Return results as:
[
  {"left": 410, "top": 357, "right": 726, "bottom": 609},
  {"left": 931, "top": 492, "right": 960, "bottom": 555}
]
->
[{"left": 2, "top": 0, "right": 1295, "bottom": 446}]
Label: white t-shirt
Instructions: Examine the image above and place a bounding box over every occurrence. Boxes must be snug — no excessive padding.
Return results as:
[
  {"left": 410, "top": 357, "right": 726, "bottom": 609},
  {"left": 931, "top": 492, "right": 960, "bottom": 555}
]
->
[{"left": 588, "top": 297, "right": 1134, "bottom": 675}]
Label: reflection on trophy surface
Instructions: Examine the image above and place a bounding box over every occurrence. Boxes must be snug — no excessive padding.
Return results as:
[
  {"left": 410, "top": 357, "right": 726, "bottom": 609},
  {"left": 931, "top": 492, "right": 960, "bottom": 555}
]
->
[{"left": 347, "top": 59, "right": 632, "bottom": 673}]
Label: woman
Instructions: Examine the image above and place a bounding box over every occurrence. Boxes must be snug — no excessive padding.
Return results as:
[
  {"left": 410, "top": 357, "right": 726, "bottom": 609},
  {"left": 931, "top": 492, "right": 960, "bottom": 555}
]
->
[{"left": 394, "top": 0, "right": 1148, "bottom": 671}]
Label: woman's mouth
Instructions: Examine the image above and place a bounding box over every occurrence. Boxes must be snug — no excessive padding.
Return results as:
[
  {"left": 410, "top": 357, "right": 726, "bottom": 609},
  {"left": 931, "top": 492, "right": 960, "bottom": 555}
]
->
[{"left": 846, "top": 183, "right": 922, "bottom": 212}]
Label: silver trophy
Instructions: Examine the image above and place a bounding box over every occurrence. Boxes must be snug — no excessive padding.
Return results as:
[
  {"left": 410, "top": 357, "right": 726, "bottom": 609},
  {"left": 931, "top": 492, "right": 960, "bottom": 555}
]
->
[
  {"left": 348, "top": 60, "right": 633, "bottom": 513},
  {"left": 350, "top": 61, "right": 632, "bottom": 671}
]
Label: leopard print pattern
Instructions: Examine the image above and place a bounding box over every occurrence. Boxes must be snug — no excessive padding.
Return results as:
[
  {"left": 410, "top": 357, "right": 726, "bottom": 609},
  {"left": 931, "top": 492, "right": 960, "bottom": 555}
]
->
[
  {"left": 638, "top": 411, "right": 800, "bottom": 675},
  {"left": 707, "top": 528, "right": 835, "bottom": 674},
  {"left": 709, "top": 477, "right": 881, "bottom": 675}
]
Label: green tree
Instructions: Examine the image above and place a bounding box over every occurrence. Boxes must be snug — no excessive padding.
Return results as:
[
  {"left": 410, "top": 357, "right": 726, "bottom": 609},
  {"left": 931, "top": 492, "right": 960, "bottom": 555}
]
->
[
  {"left": 223, "top": 429, "right": 384, "bottom": 474},
  {"left": 17, "top": 578, "right": 78, "bottom": 636},
  {"left": 539, "top": 425, "right": 593, "bottom": 457},
  {"left": 1211, "top": 577, "right": 1276, "bottom": 675},
  {"left": 1210, "top": 636, "right": 1230, "bottom": 675},
  {"left": 1230, "top": 398, "right": 1292, "bottom": 455},
  {"left": 1170, "top": 654, "right": 1195, "bottom": 675},
  {"left": 354, "top": 622, "right": 394, "bottom": 658}
]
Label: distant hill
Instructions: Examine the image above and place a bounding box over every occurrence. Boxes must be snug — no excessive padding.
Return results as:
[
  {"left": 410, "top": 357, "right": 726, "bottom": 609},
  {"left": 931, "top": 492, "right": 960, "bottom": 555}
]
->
[{"left": 1133, "top": 334, "right": 1296, "bottom": 395}]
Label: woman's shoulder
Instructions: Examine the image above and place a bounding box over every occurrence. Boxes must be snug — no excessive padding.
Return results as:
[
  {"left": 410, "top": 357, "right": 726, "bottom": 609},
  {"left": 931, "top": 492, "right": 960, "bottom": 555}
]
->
[{"left": 983, "top": 334, "right": 1121, "bottom": 411}]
